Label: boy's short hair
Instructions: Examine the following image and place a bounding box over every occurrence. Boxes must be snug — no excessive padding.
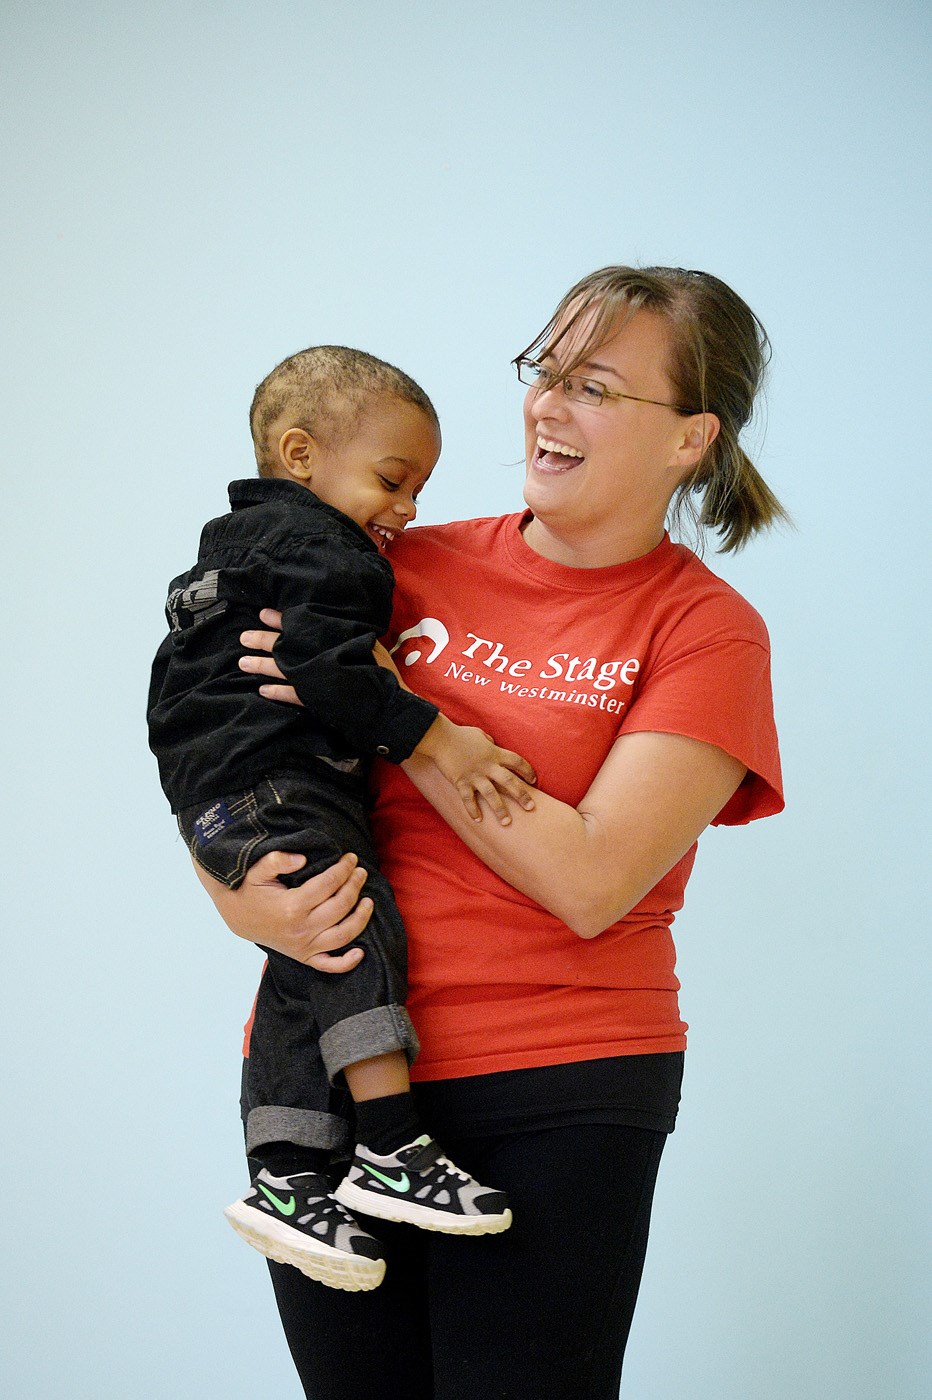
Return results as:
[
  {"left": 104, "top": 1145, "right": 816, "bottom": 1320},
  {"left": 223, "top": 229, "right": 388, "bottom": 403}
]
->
[{"left": 250, "top": 345, "right": 439, "bottom": 477}]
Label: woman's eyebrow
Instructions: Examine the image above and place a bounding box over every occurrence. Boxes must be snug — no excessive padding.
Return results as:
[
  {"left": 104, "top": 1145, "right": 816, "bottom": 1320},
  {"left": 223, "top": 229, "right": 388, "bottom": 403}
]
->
[
  {"left": 544, "top": 351, "right": 630, "bottom": 386},
  {"left": 579, "top": 360, "right": 629, "bottom": 385}
]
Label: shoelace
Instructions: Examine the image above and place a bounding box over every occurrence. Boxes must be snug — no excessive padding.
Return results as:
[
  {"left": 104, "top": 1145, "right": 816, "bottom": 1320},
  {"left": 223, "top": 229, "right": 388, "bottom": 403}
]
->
[
  {"left": 432, "top": 1155, "right": 472, "bottom": 1184},
  {"left": 395, "top": 1139, "right": 476, "bottom": 1187}
]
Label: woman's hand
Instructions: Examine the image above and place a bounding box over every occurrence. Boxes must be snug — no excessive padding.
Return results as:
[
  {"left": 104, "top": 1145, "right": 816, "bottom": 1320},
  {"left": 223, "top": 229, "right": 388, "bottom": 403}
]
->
[
  {"left": 193, "top": 849, "right": 372, "bottom": 971},
  {"left": 239, "top": 609, "right": 299, "bottom": 703}
]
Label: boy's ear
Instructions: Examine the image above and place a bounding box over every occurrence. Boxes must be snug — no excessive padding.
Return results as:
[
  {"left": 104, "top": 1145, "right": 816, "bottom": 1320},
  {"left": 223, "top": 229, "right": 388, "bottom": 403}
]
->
[{"left": 276, "top": 428, "right": 317, "bottom": 481}]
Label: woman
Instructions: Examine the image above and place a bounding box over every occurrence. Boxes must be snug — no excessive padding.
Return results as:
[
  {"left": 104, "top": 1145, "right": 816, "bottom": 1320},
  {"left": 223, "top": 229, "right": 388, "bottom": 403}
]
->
[{"left": 200, "top": 266, "right": 786, "bottom": 1399}]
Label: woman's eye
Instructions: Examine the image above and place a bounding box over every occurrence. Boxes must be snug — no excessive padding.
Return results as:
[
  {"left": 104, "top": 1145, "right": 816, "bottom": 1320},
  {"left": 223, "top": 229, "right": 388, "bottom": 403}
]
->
[{"left": 579, "top": 380, "right": 603, "bottom": 402}]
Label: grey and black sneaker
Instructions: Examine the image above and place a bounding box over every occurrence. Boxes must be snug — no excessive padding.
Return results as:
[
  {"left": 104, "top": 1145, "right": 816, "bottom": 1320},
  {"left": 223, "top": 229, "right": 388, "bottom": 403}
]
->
[
  {"left": 224, "top": 1169, "right": 386, "bottom": 1290},
  {"left": 334, "top": 1134, "right": 512, "bottom": 1235}
]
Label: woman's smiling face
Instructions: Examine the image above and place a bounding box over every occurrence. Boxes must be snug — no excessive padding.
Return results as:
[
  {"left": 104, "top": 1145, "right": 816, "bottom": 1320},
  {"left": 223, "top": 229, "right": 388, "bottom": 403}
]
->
[{"left": 522, "top": 307, "right": 707, "bottom": 561}]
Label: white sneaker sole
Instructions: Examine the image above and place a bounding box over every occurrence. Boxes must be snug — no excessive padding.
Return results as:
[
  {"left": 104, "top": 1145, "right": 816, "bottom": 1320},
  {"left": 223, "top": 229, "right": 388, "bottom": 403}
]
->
[
  {"left": 224, "top": 1201, "right": 386, "bottom": 1291},
  {"left": 333, "top": 1179, "right": 513, "bottom": 1236}
]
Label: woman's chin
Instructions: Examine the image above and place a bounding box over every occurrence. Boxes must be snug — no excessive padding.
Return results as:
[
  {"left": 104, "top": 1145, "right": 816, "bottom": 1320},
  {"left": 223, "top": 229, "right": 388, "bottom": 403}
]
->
[{"left": 523, "top": 465, "right": 581, "bottom": 518}]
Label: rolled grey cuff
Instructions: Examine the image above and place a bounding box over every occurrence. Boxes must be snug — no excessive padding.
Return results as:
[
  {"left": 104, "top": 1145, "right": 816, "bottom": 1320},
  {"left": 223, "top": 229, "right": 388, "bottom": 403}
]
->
[
  {"left": 245, "top": 1105, "right": 350, "bottom": 1155},
  {"left": 319, "top": 1005, "right": 420, "bottom": 1086}
]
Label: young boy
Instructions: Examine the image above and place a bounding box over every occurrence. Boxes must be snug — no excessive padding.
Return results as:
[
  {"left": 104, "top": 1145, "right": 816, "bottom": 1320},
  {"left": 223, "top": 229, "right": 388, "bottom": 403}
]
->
[{"left": 148, "top": 346, "right": 535, "bottom": 1292}]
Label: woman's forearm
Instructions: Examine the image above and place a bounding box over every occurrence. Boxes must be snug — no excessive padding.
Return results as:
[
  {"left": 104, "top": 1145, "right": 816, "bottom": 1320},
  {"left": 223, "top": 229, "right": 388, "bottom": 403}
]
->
[
  {"left": 402, "top": 755, "right": 605, "bottom": 933},
  {"left": 402, "top": 730, "right": 747, "bottom": 938}
]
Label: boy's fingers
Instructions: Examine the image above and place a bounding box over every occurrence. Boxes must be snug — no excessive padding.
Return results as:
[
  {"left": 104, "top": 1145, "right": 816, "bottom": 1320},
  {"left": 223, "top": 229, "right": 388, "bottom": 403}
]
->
[
  {"left": 500, "top": 773, "right": 536, "bottom": 811},
  {"left": 457, "top": 781, "right": 483, "bottom": 823},
  {"left": 476, "top": 777, "right": 511, "bottom": 826},
  {"left": 500, "top": 750, "right": 536, "bottom": 784}
]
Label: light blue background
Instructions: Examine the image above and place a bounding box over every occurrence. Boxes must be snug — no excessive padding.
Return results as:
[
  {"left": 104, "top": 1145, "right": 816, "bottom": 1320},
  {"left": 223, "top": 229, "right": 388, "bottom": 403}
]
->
[{"left": 2, "top": 2, "right": 929, "bottom": 1396}]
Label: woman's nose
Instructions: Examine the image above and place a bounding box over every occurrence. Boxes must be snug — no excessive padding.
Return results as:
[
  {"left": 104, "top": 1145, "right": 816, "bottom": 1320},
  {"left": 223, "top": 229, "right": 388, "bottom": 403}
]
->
[{"left": 530, "top": 380, "right": 570, "bottom": 420}]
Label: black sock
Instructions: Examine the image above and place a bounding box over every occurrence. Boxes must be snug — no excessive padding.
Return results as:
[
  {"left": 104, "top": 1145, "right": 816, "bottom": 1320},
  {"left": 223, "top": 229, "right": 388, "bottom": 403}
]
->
[
  {"left": 253, "top": 1140, "right": 330, "bottom": 1179},
  {"left": 354, "top": 1092, "right": 423, "bottom": 1155}
]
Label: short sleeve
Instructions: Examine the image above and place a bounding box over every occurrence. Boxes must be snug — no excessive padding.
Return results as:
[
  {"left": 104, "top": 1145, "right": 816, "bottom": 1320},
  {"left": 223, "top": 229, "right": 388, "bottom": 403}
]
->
[{"left": 620, "top": 635, "right": 784, "bottom": 825}]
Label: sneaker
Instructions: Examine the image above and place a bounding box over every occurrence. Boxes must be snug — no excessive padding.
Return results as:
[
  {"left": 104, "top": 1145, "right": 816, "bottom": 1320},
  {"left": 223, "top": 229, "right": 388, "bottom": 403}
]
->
[
  {"left": 224, "top": 1169, "right": 386, "bottom": 1291},
  {"left": 333, "top": 1134, "right": 512, "bottom": 1236}
]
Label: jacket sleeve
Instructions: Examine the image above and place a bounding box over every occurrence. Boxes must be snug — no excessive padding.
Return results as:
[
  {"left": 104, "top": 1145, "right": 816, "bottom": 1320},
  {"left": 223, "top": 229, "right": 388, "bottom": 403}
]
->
[{"left": 259, "top": 537, "right": 439, "bottom": 763}]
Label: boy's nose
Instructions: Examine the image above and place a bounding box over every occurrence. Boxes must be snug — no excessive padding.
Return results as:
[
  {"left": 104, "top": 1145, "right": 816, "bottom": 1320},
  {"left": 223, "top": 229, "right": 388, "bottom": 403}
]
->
[{"left": 394, "top": 498, "right": 417, "bottom": 520}]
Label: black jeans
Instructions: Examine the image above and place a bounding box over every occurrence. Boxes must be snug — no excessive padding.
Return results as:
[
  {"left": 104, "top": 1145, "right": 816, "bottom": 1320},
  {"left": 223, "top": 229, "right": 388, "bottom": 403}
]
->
[
  {"left": 179, "top": 769, "right": 419, "bottom": 1157},
  {"left": 260, "top": 1120, "right": 667, "bottom": 1400}
]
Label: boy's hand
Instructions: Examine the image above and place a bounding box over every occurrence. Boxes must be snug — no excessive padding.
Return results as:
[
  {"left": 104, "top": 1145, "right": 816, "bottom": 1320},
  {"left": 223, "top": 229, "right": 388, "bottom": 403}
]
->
[{"left": 416, "top": 714, "right": 536, "bottom": 825}]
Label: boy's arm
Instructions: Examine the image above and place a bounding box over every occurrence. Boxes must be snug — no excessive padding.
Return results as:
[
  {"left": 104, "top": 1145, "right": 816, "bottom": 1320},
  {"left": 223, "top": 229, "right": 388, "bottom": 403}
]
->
[
  {"left": 258, "top": 542, "right": 439, "bottom": 763},
  {"left": 257, "top": 620, "right": 537, "bottom": 826}
]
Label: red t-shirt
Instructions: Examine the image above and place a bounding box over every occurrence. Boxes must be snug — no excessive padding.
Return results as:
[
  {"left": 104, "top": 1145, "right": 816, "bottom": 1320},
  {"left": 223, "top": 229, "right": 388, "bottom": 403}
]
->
[{"left": 367, "top": 514, "right": 783, "bottom": 1081}]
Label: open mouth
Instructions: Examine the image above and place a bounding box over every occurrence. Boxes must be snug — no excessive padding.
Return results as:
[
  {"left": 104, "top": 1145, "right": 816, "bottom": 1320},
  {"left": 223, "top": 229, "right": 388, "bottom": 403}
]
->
[
  {"left": 534, "top": 436, "right": 586, "bottom": 472},
  {"left": 367, "top": 523, "right": 398, "bottom": 550}
]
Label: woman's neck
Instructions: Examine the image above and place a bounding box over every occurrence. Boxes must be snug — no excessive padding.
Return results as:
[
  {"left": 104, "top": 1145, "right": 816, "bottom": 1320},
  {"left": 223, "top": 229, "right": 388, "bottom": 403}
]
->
[{"left": 520, "top": 511, "right": 667, "bottom": 569}]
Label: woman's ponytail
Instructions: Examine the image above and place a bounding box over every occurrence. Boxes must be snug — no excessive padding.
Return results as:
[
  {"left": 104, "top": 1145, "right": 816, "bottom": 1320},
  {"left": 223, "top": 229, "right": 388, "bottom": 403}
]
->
[{"left": 691, "top": 445, "right": 792, "bottom": 555}]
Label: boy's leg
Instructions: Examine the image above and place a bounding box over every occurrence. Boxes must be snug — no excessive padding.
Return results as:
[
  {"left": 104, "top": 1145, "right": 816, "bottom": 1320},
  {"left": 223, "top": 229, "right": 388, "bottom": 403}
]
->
[
  {"left": 178, "top": 773, "right": 417, "bottom": 1142},
  {"left": 181, "top": 774, "right": 508, "bottom": 1242},
  {"left": 233, "top": 1030, "right": 388, "bottom": 1292},
  {"left": 246, "top": 773, "right": 421, "bottom": 1091}
]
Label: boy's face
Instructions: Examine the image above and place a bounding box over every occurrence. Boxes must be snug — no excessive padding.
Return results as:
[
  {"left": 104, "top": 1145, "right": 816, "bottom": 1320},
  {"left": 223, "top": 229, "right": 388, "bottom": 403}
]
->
[{"left": 288, "top": 398, "right": 440, "bottom": 551}]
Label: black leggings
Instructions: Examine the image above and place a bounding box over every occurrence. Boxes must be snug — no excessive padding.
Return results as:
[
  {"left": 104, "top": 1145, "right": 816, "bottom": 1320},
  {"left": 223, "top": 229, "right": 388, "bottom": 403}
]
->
[{"left": 264, "top": 1122, "right": 667, "bottom": 1400}]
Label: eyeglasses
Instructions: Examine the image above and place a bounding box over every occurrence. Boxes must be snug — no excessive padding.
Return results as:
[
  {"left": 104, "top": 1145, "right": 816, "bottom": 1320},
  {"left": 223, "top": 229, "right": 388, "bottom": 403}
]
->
[{"left": 514, "top": 358, "right": 693, "bottom": 414}]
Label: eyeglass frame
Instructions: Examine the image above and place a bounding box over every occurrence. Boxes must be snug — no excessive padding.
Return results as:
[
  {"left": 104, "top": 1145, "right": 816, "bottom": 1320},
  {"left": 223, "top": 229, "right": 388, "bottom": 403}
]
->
[{"left": 514, "top": 357, "right": 695, "bottom": 415}]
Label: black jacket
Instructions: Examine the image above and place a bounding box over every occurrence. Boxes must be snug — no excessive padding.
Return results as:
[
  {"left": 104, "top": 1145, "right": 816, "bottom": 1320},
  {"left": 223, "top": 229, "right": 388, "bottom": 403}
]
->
[{"left": 147, "top": 478, "right": 438, "bottom": 811}]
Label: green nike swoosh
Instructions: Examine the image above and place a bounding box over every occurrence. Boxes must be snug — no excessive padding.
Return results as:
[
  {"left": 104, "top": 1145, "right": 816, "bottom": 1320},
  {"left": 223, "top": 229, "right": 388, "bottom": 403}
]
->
[
  {"left": 256, "top": 1183, "right": 297, "bottom": 1215},
  {"left": 361, "top": 1164, "right": 411, "bottom": 1192}
]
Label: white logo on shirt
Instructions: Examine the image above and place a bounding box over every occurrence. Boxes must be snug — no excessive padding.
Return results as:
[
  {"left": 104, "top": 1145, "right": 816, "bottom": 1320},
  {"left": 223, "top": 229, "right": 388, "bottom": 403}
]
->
[
  {"left": 390, "top": 617, "right": 450, "bottom": 666},
  {"left": 391, "top": 616, "right": 640, "bottom": 714}
]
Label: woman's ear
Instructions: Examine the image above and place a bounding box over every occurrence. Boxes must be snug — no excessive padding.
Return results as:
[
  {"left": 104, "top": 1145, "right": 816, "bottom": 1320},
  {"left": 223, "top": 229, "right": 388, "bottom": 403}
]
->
[
  {"left": 276, "top": 428, "right": 317, "bottom": 481},
  {"left": 674, "top": 412, "right": 720, "bottom": 473}
]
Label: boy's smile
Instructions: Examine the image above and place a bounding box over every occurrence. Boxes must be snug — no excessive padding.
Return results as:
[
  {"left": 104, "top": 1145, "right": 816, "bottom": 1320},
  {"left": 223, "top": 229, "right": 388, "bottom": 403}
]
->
[{"left": 276, "top": 397, "right": 440, "bottom": 550}]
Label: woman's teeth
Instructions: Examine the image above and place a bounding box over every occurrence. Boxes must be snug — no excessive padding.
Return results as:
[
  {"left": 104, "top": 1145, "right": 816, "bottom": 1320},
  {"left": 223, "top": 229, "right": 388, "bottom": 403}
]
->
[
  {"left": 537, "top": 436, "right": 584, "bottom": 458},
  {"left": 536, "top": 436, "right": 585, "bottom": 469}
]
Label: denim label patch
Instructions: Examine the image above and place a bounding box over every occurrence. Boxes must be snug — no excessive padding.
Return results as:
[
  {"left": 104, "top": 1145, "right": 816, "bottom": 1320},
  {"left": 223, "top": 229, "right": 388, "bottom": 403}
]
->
[{"left": 194, "top": 800, "right": 235, "bottom": 846}]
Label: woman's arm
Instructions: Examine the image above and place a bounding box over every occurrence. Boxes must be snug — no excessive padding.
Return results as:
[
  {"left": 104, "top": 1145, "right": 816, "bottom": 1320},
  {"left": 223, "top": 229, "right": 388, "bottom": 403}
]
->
[
  {"left": 194, "top": 849, "right": 374, "bottom": 971},
  {"left": 240, "top": 612, "right": 746, "bottom": 940},
  {"left": 402, "top": 731, "right": 746, "bottom": 938}
]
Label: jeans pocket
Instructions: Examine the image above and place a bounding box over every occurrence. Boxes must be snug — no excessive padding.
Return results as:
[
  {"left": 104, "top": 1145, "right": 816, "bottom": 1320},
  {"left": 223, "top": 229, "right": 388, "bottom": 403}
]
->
[{"left": 177, "top": 788, "right": 270, "bottom": 888}]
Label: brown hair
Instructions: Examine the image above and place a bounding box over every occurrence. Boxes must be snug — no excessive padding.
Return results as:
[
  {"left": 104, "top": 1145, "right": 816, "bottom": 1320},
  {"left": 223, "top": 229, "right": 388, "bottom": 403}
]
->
[
  {"left": 250, "top": 345, "right": 439, "bottom": 478},
  {"left": 516, "top": 266, "right": 791, "bottom": 552}
]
